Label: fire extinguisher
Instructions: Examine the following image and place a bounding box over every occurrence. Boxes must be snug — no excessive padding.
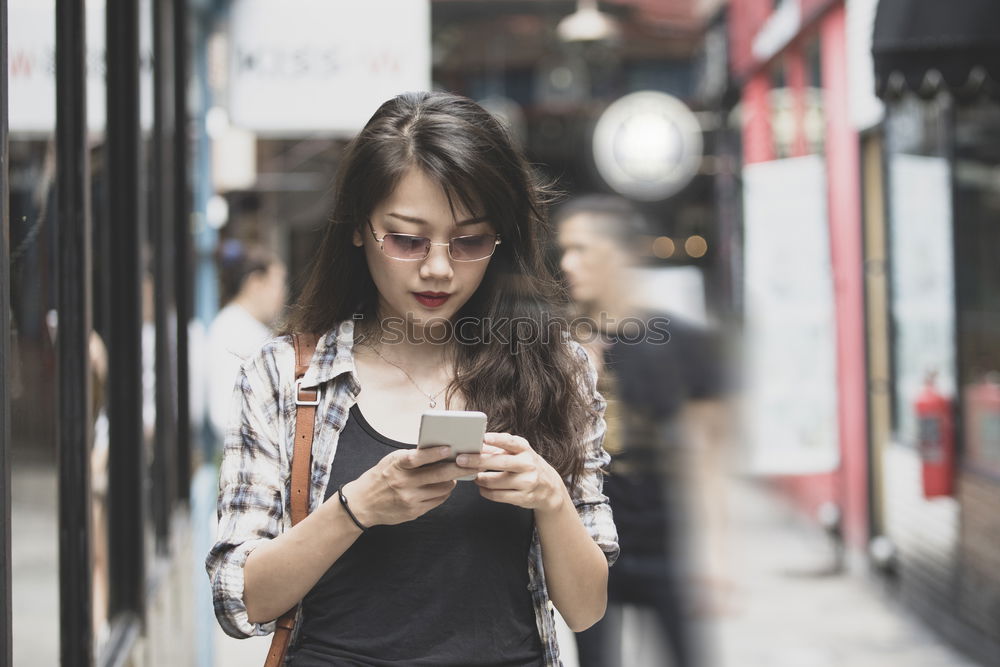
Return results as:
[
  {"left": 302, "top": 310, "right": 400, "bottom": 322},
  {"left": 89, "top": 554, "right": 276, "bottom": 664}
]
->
[{"left": 914, "top": 373, "right": 955, "bottom": 498}]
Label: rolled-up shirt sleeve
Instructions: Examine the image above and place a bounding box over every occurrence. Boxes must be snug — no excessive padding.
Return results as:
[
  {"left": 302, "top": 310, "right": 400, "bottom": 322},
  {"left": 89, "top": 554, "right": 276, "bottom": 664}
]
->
[
  {"left": 567, "top": 340, "right": 620, "bottom": 566},
  {"left": 206, "top": 347, "right": 287, "bottom": 638}
]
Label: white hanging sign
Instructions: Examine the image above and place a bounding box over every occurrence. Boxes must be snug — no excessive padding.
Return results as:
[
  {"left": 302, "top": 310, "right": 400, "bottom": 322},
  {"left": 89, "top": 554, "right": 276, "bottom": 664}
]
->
[
  {"left": 8, "top": 0, "right": 154, "bottom": 135},
  {"left": 227, "top": 0, "right": 431, "bottom": 136}
]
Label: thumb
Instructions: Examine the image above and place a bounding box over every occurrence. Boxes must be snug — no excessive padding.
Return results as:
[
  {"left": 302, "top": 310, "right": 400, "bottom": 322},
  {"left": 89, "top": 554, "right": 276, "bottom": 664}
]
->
[{"left": 397, "top": 445, "right": 452, "bottom": 469}]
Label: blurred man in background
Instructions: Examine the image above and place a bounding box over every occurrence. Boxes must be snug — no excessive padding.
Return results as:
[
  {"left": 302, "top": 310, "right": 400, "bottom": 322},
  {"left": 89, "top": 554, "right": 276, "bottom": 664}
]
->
[
  {"left": 207, "top": 239, "right": 288, "bottom": 441},
  {"left": 556, "top": 195, "right": 730, "bottom": 667}
]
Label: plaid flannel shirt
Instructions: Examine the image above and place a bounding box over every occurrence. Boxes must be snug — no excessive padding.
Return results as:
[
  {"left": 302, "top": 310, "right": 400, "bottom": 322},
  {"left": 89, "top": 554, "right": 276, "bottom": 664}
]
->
[{"left": 206, "top": 319, "right": 619, "bottom": 666}]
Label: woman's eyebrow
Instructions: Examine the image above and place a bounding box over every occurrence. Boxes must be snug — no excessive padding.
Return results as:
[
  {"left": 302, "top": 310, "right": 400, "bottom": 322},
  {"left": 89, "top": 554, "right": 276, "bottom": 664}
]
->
[{"left": 385, "top": 212, "right": 489, "bottom": 227}]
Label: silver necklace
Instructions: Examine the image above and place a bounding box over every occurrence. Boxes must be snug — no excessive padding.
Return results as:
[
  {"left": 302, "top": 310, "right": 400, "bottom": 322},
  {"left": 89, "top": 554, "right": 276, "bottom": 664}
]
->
[{"left": 363, "top": 342, "right": 449, "bottom": 408}]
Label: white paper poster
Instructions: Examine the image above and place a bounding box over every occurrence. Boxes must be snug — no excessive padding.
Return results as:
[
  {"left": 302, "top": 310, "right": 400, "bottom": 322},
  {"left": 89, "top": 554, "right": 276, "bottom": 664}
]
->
[{"left": 742, "top": 155, "right": 840, "bottom": 474}]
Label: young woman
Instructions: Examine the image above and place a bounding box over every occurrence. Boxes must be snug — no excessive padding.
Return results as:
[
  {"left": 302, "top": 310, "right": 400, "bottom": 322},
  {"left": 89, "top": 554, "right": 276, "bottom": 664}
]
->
[{"left": 207, "top": 91, "right": 619, "bottom": 666}]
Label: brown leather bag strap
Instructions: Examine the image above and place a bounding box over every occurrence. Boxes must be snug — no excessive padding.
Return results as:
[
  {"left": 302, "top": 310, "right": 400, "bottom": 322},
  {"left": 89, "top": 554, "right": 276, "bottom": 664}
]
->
[
  {"left": 264, "top": 616, "right": 295, "bottom": 667},
  {"left": 290, "top": 332, "right": 319, "bottom": 526},
  {"left": 264, "top": 332, "right": 320, "bottom": 667}
]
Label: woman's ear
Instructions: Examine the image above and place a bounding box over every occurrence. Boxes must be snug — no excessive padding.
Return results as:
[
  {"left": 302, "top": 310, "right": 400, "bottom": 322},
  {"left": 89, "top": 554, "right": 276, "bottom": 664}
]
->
[{"left": 352, "top": 228, "right": 364, "bottom": 247}]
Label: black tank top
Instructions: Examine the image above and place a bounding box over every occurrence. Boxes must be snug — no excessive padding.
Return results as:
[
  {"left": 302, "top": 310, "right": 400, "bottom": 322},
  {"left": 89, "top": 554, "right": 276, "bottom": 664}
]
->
[{"left": 290, "top": 404, "right": 544, "bottom": 667}]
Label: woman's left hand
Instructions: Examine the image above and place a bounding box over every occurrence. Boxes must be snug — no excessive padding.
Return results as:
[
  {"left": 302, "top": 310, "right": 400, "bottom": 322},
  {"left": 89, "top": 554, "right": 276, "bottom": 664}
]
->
[{"left": 456, "top": 433, "right": 569, "bottom": 513}]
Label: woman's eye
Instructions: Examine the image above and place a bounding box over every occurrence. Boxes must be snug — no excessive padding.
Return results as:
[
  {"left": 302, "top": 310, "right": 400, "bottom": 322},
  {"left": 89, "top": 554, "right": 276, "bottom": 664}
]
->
[
  {"left": 451, "top": 235, "right": 496, "bottom": 260},
  {"left": 384, "top": 234, "right": 429, "bottom": 258}
]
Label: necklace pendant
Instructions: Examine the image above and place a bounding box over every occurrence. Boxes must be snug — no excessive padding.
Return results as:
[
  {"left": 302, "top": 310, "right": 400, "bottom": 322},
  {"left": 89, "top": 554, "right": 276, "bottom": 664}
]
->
[{"left": 429, "top": 398, "right": 437, "bottom": 408}]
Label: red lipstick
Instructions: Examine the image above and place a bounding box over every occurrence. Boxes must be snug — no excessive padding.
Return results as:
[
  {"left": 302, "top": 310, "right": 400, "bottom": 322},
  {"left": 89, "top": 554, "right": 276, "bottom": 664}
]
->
[{"left": 413, "top": 292, "right": 450, "bottom": 308}]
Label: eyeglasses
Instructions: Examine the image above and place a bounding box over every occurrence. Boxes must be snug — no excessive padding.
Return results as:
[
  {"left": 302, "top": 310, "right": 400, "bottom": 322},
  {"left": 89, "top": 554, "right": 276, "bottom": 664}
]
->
[{"left": 367, "top": 219, "right": 501, "bottom": 262}]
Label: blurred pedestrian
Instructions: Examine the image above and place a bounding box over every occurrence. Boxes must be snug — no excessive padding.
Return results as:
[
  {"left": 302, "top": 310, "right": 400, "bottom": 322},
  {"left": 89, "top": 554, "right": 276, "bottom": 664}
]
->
[
  {"left": 556, "top": 195, "right": 728, "bottom": 667},
  {"left": 206, "top": 92, "right": 619, "bottom": 666},
  {"left": 207, "top": 240, "right": 288, "bottom": 440}
]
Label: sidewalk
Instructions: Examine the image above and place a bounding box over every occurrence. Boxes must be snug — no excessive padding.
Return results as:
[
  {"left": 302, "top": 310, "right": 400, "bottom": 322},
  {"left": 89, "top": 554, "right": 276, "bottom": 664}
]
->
[{"left": 702, "top": 477, "right": 979, "bottom": 667}]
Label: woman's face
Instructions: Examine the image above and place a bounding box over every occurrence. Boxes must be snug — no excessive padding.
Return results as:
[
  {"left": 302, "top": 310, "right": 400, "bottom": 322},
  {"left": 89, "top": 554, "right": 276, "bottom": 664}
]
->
[{"left": 353, "top": 167, "right": 496, "bottom": 337}]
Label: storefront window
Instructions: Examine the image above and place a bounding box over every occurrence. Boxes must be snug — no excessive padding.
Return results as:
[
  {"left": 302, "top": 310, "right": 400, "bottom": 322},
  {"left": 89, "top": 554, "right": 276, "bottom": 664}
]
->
[
  {"left": 768, "top": 41, "right": 825, "bottom": 161},
  {"left": 6, "top": 0, "right": 194, "bottom": 660},
  {"left": 954, "top": 100, "right": 1000, "bottom": 477},
  {"left": 885, "top": 94, "right": 957, "bottom": 447}
]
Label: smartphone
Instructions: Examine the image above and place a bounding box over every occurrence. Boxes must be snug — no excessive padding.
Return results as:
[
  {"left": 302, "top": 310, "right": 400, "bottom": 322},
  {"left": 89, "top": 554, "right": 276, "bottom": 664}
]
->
[{"left": 418, "top": 410, "right": 487, "bottom": 481}]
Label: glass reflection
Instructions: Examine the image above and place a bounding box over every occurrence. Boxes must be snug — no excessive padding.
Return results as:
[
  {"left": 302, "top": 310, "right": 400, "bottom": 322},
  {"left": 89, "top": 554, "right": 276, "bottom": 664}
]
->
[{"left": 9, "top": 0, "right": 60, "bottom": 663}]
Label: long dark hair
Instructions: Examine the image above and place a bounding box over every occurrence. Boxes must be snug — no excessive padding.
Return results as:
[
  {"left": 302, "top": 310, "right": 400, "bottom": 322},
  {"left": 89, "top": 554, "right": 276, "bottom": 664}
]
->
[{"left": 286, "top": 91, "right": 597, "bottom": 484}]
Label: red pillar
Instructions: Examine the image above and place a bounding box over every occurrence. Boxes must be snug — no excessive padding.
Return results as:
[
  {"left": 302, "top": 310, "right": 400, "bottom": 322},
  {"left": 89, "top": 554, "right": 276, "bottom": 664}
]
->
[
  {"left": 742, "top": 72, "right": 774, "bottom": 165},
  {"left": 821, "top": 5, "right": 869, "bottom": 548}
]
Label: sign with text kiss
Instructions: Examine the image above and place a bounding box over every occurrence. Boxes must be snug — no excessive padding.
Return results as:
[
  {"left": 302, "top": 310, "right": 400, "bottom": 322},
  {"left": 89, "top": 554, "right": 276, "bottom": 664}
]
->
[{"left": 228, "top": 0, "right": 431, "bottom": 136}]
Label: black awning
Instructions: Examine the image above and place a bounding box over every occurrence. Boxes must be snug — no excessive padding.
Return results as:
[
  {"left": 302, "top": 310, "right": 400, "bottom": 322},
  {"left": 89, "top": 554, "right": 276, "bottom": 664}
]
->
[{"left": 873, "top": 0, "right": 1000, "bottom": 101}]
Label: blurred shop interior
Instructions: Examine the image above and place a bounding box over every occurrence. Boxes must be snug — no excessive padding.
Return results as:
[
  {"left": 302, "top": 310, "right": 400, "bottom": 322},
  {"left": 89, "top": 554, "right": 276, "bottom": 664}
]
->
[{"left": 209, "top": 0, "right": 738, "bottom": 326}]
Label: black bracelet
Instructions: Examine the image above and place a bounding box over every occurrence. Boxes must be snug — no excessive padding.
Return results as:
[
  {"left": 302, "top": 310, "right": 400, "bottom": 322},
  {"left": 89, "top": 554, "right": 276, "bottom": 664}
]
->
[{"left": 337, "top": 484, "right": 368, "bottom": 532}]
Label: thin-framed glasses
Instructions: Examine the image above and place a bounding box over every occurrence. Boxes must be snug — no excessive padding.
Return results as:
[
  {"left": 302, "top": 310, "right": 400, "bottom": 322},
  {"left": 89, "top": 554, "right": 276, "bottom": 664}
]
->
[{"left": 367, "top": 219, "right": 501, "bottom": 261}]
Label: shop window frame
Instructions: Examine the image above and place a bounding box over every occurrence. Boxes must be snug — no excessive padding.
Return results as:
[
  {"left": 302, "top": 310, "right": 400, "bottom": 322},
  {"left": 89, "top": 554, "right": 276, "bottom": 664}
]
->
[
  {"left": 55, "top": 0, "right": 96, "bottom": 662},
  {"left": 1, "top": 0, "right": 12, "bottom": 663},
  {"left": 103, "top": 0, "right": 148, "bottom": 657}
]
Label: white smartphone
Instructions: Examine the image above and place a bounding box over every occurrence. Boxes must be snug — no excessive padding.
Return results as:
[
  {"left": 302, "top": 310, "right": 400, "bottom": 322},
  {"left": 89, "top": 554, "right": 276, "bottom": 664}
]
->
[{"left": 418, "top": 410, "right": 487, "bottom": 481}]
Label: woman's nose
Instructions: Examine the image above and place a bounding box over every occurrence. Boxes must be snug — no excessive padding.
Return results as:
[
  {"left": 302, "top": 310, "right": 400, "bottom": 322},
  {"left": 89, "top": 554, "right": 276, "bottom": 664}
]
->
[{"left": 419, "top": 243, "right": 454, "bottom": 280}]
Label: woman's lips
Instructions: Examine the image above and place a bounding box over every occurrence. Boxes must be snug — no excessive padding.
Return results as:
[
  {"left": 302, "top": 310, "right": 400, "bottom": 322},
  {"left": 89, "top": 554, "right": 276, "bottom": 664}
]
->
[{"left": 413, "top": 292, "right": 450, "bottom": 308}]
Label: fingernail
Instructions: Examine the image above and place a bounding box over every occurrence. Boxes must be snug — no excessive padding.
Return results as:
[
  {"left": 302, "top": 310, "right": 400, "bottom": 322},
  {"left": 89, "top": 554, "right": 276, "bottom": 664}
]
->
[{"left": 456, "top": 455, "right": 469, "bottom": 466}]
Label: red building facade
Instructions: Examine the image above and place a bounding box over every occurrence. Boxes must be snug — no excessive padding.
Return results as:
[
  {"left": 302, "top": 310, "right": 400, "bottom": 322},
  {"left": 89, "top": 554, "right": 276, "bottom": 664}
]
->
[{"left": 728, "top": 0, "right": 869, "bottom": 548}]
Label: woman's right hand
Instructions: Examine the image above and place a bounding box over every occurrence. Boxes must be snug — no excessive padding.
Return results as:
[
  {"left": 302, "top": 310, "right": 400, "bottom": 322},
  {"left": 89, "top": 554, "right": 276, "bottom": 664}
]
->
[{"left": 340, "top": 446, "right": 465, "bottom": 527}]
